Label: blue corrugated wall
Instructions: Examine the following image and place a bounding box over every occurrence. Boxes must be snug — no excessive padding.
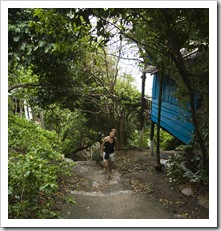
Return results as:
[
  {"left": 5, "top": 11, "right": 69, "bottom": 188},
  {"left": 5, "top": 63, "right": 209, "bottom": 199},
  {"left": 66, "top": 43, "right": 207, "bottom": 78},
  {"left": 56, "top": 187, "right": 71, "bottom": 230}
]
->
[{"left": 150, "top": 74, "right": 195, "bottom": 144}]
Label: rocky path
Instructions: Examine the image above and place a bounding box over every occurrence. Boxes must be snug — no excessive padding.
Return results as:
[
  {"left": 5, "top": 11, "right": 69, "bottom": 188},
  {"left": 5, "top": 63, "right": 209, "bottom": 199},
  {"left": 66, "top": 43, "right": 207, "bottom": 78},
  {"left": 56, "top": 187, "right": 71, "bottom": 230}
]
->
[{"left": 58, "top": 161, "right": 174, "bottom": 219}]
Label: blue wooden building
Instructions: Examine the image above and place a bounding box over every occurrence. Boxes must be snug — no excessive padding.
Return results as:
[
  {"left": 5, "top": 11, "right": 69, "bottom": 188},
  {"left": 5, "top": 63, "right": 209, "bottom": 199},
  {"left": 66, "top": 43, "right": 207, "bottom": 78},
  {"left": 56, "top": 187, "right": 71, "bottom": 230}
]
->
[{"left": 150, "top": 74, "right": 195, "bottom": 144}]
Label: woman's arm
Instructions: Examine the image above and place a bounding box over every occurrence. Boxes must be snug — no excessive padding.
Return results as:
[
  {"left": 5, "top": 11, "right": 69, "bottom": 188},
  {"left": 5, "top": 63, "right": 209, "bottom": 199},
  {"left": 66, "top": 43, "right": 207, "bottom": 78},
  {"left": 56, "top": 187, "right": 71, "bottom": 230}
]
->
[
  {"left": 114, "top": 137, "right": 117, "bottom": 155},
  {"left": 100, "top": 137, "right": 107, "bottom": 156}
]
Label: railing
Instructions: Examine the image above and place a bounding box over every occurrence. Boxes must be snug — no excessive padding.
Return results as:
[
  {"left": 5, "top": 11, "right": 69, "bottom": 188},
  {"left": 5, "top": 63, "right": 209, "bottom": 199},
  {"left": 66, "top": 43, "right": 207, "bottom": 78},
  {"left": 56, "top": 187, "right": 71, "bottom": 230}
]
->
[{"left": 143, "top": 97, "right": 152, "bottom": 119}]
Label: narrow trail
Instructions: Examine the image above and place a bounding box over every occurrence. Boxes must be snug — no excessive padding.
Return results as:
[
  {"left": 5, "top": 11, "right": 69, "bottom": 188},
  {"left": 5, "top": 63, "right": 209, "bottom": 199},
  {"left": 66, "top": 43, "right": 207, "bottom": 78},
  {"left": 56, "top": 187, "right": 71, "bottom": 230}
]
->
[{"left": 58, "top": 161, "right": 174, "bottom": 219}]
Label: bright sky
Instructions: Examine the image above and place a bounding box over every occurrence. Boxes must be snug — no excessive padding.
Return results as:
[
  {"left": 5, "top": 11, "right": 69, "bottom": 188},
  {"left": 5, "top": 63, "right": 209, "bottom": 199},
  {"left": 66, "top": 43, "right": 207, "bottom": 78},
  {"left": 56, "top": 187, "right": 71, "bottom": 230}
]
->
[
  {"left": 90, "top": 14, "right": 153, "bottom": 96},
  {"left": 106, "top": 25, "right": 153, "bottom": 96},
  {"left": 116, "top": 46, "right": 153, "bottom": 96}
]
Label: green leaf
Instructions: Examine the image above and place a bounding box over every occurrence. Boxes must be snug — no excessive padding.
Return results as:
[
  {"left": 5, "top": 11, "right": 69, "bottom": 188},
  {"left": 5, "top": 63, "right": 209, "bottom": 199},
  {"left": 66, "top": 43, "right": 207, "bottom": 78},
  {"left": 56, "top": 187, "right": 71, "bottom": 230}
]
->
[
  {"left": 8, "top": 186, "right": 13, "bottom": 195},
  {"left": 24, "top": 170, "right": 31, "bottom": 178},
  {"left": 39, "top": 183, "right": 50, "bottom": 191}
]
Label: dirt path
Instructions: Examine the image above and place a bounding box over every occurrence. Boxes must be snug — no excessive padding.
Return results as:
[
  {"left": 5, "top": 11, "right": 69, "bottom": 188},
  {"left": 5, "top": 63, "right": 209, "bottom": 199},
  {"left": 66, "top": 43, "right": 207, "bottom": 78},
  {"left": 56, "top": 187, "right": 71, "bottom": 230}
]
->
[
  {"left": 58, "top": 161, "right": 173, "bottom": 219},
  {"left": 56, "top": 149, "right": 209, "bottom": 220}
]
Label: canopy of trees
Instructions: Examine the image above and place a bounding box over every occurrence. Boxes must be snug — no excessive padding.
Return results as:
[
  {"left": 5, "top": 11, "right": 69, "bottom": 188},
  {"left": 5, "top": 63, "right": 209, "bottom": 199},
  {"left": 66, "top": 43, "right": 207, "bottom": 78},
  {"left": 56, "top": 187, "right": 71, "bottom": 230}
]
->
[{"left": 8, "top": 8, "right": 209, "bottom": 160}]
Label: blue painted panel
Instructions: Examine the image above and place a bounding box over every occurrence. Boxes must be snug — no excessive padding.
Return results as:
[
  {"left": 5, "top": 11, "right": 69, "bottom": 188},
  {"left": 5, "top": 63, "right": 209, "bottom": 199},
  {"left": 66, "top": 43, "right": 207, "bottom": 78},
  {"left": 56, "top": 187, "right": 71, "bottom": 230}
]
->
[
  {"left": 152, "top": 73, "right": 159, "bottom": 99},
  {"left": 150, "top": 75, "right": 195, "bottom": 144},
  {"left": 151, "top": 99, "right": 194, "bottom": 144}
]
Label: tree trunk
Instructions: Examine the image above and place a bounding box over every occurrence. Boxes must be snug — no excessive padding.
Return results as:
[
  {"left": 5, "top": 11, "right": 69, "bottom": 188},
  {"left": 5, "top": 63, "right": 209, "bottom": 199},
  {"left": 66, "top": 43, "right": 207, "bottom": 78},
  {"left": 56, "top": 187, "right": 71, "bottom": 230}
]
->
[
  {"left": 169, "top": 53, "right": 207, "bottom": 167},
  {"left": 40, "top": 111, "right": 45, "bottom": 129},
  {"left": 14, "top": 98, "right": 18, "bottom": 114},
  {"left": 19, "top": 103, "right": 23, "bottom": 118},
  {"left": 140, "top": 73, "right": 146, "bottom": 150},
  {"left": 163, "top": 9, "right": 207, "bottom": 168},
  {"left": 156, "top": 75, "right": 163, "bottom": 171},
  {"left": 188, "top": 90, "right": 207, "bottom": 167},
  {"left": 118, "top": 114, "right": 125, "bottom": 150}
]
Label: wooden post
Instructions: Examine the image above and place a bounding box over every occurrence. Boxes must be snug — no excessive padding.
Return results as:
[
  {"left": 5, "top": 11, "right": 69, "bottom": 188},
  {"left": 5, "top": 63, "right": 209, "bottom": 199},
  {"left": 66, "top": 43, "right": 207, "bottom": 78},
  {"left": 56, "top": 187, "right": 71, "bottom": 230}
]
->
[
  {"left": 24, "top": 101, "right": 29, "bottom": 120},
  {"left": 156, "top": 75, "right": 163, "bottom": 171},
  {"left": 150, "top": 121, "right": 155, "bottom": 156},
  {"left": 19, "top": 103, "right": 23, "bottom": 118},
  {"left": 139, "top": 128, "right": 144, "bottom": 150},
  {"left": 14, "top": 98, "right": 18, "bottom": 114},
  {"left": 140, "top": 73, "right": 146, "bottom": 150},
  {"left": 40, "top": 111, "right": 45, "bottom": 129}
]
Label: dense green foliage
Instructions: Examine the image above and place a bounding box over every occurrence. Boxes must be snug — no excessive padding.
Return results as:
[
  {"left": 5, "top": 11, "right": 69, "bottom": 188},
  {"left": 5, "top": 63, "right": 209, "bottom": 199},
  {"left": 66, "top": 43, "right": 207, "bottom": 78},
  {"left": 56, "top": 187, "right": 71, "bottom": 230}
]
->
[
  {"left": 42, "top": 104, "right": 98, "bottom": 158},
  {"left": 8, "top": 8, "right": 209, "bottom": 154},
  {"left": 8, "top": 8, "right": 143, "bottom": 150},
  {"left": 8, "top": 113, "right": 74, "bottom": 218},
  {"left": 166, "top": 146, "right": 208, "bottom": 185},
  {"left": 157, "top": 129, "right": 183, "bottom": 151}
]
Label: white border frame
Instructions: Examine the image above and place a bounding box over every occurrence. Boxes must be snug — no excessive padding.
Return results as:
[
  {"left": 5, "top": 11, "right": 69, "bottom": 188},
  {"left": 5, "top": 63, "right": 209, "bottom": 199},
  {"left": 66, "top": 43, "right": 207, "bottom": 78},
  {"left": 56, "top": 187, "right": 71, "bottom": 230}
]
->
[{"left": 1, "top": 1, "right": 217, "bottom": 228}]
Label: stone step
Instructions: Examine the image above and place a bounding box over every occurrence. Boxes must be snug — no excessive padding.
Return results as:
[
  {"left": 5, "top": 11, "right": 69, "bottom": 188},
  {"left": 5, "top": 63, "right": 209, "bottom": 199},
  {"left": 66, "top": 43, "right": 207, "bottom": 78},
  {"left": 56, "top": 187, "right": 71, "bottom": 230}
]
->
[{"left": 70, "top": 190, "right": 132, "bottom": 197}]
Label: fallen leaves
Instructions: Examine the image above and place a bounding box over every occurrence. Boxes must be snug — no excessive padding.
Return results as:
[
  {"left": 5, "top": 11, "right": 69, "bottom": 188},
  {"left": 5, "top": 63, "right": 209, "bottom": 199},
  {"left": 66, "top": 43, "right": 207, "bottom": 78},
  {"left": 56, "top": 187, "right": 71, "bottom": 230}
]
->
[
  {"left": 159, "top": 198, "right": 185, "bottom": 207},
  {"left": 130, "top": 179, "right": 153, "bottom": 194}
]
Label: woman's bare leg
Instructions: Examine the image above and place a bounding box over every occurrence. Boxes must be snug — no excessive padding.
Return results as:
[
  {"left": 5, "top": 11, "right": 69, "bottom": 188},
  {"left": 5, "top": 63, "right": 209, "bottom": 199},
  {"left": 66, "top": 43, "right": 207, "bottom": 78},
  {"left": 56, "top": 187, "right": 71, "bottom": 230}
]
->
[
  {"left": 109, "top": 161, "right": 113, "bottom": 179},
  {"left": 104, "top": 161, "right": 108, "bottom": 174}
]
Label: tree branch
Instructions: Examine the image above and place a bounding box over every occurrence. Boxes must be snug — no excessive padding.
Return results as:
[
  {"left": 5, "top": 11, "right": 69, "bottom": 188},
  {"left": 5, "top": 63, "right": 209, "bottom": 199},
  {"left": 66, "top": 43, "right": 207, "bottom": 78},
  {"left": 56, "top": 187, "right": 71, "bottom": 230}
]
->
[
  {"left": 8, "top": 83, "right": 40, "bottom": 93},
  {"left": 71, "top": 143, "right": 93, "bottom": 156},
  {"left": 105, "top": 19, "right": 163, "bottom": 56},
  {"left": 80, "top": 109, "right": 102, "bottom": 115}
]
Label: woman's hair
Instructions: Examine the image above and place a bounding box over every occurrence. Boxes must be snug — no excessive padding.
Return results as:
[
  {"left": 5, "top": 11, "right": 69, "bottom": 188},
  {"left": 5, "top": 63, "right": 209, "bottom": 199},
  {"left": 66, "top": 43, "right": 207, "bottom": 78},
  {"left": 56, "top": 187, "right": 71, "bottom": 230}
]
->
[{"left": 110, "top": 128, "right": 116, "bottom": 133}]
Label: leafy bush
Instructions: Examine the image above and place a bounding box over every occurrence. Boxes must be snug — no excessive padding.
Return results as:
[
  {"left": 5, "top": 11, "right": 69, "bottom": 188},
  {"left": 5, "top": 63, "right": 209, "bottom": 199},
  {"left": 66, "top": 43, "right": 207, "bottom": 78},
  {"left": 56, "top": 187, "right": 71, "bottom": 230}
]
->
[
  {"left": 166, "top": 152, "right": 185, "bottom": 184},
  {"left": 8, "top": 113, "right": 61, "bottom": 159},
  {"left": 127, "top": 127, "right": 182, "bottom": 150},
  {"left": 158, "top": 129, "right": 183, "bottom": 151},
  {"left": 8, "top": 113, "right": 74, "bottom": 218},
  {"left": 166, "top": 145, "right": 207, "bottom": 185},
  {"left": 128, "top": 128, "right": 150, "bottom": 148}
]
